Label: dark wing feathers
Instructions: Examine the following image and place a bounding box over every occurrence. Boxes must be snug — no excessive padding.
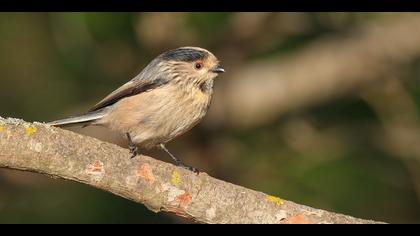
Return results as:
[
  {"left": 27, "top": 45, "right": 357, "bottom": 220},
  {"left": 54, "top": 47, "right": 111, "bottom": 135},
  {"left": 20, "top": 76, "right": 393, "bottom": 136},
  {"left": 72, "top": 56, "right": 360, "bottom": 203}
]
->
[
  {"left": 88, "top": 78, "right": 168, "bottom": 112},
  {"left": 88, "top": 58, "right": 169, "bottom": 112}
]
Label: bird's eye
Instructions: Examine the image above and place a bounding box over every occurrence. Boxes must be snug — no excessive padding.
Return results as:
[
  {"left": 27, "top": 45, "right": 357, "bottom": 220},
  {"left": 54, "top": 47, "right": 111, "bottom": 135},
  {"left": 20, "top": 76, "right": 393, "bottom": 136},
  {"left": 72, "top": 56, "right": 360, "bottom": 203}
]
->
[{"left": 194, "top": 61, "right": 203, "bottom": 70}]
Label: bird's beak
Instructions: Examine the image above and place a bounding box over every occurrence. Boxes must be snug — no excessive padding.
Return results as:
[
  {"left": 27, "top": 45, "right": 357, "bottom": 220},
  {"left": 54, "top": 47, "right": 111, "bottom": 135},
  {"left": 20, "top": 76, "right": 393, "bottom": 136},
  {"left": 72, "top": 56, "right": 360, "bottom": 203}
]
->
[{"left": 211, "top": 65, "right": 225, "bottom": 74}]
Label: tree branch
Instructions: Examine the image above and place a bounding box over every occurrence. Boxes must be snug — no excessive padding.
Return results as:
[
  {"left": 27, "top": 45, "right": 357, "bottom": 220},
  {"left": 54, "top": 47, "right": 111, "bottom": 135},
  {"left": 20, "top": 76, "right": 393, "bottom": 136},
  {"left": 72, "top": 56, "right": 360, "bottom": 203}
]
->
[{"left": 0, "top": 117, "right": 383, "bottom": 224}]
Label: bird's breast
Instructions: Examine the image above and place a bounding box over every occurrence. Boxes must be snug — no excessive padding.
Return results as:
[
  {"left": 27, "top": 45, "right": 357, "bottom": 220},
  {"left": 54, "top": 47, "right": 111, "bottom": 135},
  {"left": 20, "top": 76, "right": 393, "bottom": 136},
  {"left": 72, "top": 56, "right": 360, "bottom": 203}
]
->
[
  {"left": 164, "top": 83, "right": 213, "bottom": 138},
  {"left": 102, "top": 82, "right": 213, "bottom": 148}
]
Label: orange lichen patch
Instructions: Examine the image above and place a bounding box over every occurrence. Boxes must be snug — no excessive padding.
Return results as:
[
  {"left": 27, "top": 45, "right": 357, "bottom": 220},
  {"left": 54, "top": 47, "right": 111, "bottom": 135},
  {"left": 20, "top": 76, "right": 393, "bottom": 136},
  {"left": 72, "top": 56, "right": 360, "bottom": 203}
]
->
[
  {"left": 137, "top": 163, "right": 155, "bottom": 184},
  {"left": 25, "top": 126, "right": 37, "bottom": 136},
  {"left": 279, "top": 214, "right": 313, "bottom": 224},
  {"left": 267, "top": 195, "right": 284, "bottom": 206},
  {"left": 0, "top": 125, "right": 5, "bottom": 132},
  {"left": 86, "top": 160, "right": 105, "bottom": 175},
  {"left": 176, "top": 192, "right": 192, "bottom": 208}
]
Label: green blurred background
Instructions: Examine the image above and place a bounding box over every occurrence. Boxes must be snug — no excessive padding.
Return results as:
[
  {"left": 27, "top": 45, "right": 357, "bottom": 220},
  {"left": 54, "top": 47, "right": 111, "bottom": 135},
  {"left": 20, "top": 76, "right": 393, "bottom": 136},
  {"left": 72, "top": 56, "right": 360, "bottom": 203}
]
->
[{"left": 1, "top": 12, "right": 420, "bottom": 223}]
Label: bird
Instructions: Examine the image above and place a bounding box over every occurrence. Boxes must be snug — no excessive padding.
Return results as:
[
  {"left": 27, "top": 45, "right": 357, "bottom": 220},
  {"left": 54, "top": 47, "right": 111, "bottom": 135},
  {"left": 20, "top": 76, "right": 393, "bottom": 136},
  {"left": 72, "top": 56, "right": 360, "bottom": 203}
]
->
[{"left": 48, "top": 46, "right": 225, "bottom": 173}]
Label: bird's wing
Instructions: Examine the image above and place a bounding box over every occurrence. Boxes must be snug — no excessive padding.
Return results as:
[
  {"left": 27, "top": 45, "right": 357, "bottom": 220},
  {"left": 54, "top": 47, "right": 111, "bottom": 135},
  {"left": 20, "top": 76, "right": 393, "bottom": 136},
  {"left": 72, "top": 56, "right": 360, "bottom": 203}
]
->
[{"left": 88, "top": 73, "right": 167, "bottom": 112}]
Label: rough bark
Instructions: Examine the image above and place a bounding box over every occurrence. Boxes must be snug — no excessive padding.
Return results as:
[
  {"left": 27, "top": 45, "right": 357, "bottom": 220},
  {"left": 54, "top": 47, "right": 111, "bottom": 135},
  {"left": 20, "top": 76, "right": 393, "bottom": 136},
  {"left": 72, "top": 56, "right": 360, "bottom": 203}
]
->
[{"left": 0, "top": 117, "right": 384, "bottom": 224}]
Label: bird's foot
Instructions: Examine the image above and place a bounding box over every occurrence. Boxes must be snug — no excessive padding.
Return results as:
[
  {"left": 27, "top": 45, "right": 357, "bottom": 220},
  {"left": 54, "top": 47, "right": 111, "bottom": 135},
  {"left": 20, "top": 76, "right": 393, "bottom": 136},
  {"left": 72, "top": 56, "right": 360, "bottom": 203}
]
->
[
  {"left": 159, "top": 143, "right": 200, "bottom": 174},
  {"left": 126, "top": 133, "right": 140, "bottom": 159},
  {"left": 129, "top": 145, "right": 139, "bottom": 159},
  {"left": 176, "top": 161, "right": 200, "bottom": 174}
]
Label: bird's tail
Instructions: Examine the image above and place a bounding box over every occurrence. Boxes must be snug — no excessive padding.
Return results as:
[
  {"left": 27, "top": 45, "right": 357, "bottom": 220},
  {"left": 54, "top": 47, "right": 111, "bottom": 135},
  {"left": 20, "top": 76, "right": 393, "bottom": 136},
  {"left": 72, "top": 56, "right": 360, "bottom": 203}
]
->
[{"left": 47, "top": 109, "right": 107, "bottom": 127}]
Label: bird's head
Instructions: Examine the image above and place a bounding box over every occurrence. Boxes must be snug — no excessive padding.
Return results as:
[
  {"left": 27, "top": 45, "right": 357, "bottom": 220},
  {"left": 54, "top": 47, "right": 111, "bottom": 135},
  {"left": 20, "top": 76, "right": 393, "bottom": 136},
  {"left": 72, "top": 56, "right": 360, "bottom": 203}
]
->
[{"left": 157, "top": 46, "right": 224, "bottom": 85}]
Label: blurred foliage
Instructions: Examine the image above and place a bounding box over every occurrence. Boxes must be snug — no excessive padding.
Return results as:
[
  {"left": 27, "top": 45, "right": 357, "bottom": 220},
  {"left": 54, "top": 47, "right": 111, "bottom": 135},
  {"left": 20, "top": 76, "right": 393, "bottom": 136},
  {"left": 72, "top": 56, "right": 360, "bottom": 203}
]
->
[{"left": 1, "top": 12, "right": 420, "bottom": 223}]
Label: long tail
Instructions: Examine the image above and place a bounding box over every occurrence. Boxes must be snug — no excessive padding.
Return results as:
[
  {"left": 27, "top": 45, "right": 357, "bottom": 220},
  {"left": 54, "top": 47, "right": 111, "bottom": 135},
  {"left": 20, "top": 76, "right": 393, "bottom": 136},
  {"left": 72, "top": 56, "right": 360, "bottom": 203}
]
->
[{"left": 47, "top": 109, "right": 107, "bottom": 127}]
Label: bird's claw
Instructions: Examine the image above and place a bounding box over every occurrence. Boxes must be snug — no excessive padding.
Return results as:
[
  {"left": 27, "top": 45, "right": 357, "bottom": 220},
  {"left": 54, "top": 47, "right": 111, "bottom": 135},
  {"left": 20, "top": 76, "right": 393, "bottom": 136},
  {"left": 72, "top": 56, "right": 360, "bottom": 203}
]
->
[
  {"left": 129, "top": 146, "right": 139, "bottom": 159},
  {"left": 177, "top": 162, "right": 200, "bottom": 174}
]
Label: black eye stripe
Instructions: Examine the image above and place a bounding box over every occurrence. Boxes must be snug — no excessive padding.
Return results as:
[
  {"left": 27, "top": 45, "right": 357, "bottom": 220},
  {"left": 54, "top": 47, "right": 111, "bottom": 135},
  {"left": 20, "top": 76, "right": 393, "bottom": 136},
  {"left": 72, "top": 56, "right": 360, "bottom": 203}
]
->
[{"left": 160, "top": 48, "right": 207, "bottom": 62}]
